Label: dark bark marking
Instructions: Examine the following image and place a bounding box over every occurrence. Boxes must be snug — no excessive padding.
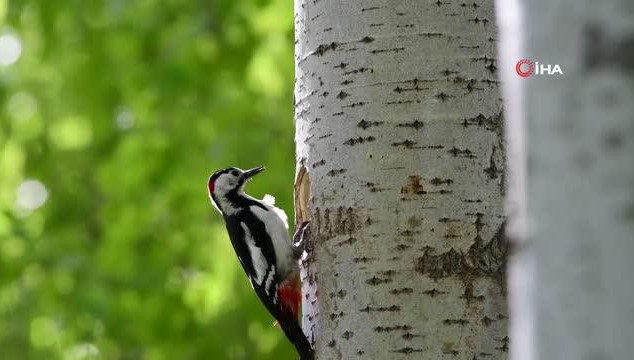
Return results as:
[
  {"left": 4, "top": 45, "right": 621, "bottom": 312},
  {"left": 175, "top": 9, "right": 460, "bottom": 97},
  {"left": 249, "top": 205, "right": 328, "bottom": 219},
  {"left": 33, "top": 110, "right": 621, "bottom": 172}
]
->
[
  {"left": 342, "top": 101, "right": 366, "bottom": 108},
  {"left": 472, "top": 56, "right": 497, "bottom": 74},
  {"left": 407, "top": 216, "right": 421, "bottom": 228},
  {"left": 342, "top": 331, "right": 354, "bottom": 340},
  {"left": 357, "top": 119, "right": 384, "bottom": 129},
  {"left": 394, "top": 85, "right": 428, "bottom": 93},
  {"left": 392, "top": 139, "right": 419, "bottom": 148},
  {"left": 396, "top": 120, "right": 424, "bottom": 129},
  {"left": 472, "top": 56, "right": 494, "bottom": 63},
  {"left": 328, "top": 289, "right": 347, "bottom": 299},
  {"left": 460, "top": 282, "right": 486, "bottom": 303},
  {"left": 415, "top": 222, "right": 507, "bottom": 283},
  {"left": 448, "top": 146, "right": 477, "bottom": 158},
  {"left": 469, "top": 17, "right": 489, "bottom": 26},
  {"left": 314, "top": 42, "right": 339, "bottom": 56},
  {"left": 374, "top": 325, "right": 411, "bottom": 333},
  {"left": 400, "top": 175, "right": 425, "bottom": 194},
  {"left": 336, "top": 91, "right": 349, "bottom": 99},
  {"left": 461, "top": 112, "right": 502, "bottom": 132},
  {"left": 422, "top": 144, "right": 444, "bottom": 149},
  {"left": 370, "top": 47, "right": 405, "bottom": 54},
  {"left": 430, "top": 178, "right": 454, "bottom": 185},
  {"left": 496, "top": 336, "right": 509, "bottom": 352},
  {"left": 385, "top": 100, "right": 422, "bottom": 105},
  {"left": 329, "top": 311, "right": 345, "bottom": 320},
  {"left": 390, "top": 287, "right": 413, "bottom": 295},
  {"left": 366, "top": 276, "right": 392, "bottom": 285},
  {"left": 402, "top": 333, "right": 421, "bottom": 340},
  {"left": 443, "top": 319, "right": 470, "bottom": 325},
  {"left": 327, "top": 168, "right": 347, "bottom": 177},
  {"left": 343, "top": 67, "right": 372, "bottom": 75},
  {"left": 463, "top": 199, "right": 482, "bottom": 203},
  {"left": 435, "top": 92, "right": 454, "bottom": 101},
  {"left": 474, "top": 212, "right": 484, "bottom": 234},
  {"left": 418, "top": 32, "right": 446, "bottom": 38},
  {"left": 394, "top": 244, "right": 410, "bottom": 251},
  {"left": 312, "top": 159, "right": 326, "bottom": 168},
  {"left": 429, "top": 189, "right": 453, "bottom": 195},
  {"left": 344, "top": 136, "right": 375, "bottom": 145},
  {"left": 314, "top": 207, "right": 359, "bottom": 240},
  {"left": 482, "top": 316, "right": 496, "bottom": 326},
  {"left": 422, "top": 288, "right": 448, "bottom": 297},
  {"left": 360, "top": 305, "right": 400, "bottom": 312}
]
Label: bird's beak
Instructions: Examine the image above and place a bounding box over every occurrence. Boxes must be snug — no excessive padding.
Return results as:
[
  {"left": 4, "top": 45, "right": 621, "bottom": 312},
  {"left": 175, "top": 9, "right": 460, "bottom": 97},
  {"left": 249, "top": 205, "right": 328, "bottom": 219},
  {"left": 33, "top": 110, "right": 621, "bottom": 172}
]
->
[{"left": 243, "top": 166, "right": 265, "bottom": 180}]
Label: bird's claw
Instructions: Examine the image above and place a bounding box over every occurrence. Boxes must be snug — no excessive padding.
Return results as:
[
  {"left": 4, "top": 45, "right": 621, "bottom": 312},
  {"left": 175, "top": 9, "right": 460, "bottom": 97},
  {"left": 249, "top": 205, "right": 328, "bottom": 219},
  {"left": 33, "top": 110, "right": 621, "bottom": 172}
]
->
[{"left": 293, "top": 221, "right": 311, "bottom": 259}]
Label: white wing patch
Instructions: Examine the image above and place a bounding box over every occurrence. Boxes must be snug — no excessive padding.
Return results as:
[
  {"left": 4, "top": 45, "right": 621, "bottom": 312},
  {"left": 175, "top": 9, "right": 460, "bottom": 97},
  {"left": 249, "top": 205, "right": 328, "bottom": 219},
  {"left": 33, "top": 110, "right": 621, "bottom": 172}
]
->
[
  {"left": 262, "top": 194, "right": 288, "bottom": 228},
  {"left": 271, "top": 205, "right": 289, "bottom": 229},
  {"left": 249, "top": 205, "right": 294, "bottom": 275},
  {"left": 263, "top": 266, "right": 277, "bottom": 303},
  {"left": 240, "top": 222, "right": 267, "bottom": 286},
  {"left": 262, "top": 194, "right": 275, "bottom": 206}
]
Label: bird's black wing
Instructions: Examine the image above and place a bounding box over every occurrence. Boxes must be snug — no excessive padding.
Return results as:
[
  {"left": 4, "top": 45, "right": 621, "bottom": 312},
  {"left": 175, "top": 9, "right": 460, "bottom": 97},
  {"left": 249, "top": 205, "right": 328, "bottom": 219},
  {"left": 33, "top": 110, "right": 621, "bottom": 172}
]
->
[
  {"left": 224, "top": 210, "right": 313, "bottom": 359},
  {"left": 224, "top": 210, "right": 279, "bottom": 304}
]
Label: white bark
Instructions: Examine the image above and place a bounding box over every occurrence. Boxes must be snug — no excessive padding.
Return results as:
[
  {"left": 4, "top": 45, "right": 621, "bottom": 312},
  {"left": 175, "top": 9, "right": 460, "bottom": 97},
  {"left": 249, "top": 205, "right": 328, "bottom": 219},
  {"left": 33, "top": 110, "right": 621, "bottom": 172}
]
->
[
  {"left": 294, "top": 0, "right": 507, "bottom": 359},
  {"left": 496, "top": 1, "right": 634, "bottom": 359}
]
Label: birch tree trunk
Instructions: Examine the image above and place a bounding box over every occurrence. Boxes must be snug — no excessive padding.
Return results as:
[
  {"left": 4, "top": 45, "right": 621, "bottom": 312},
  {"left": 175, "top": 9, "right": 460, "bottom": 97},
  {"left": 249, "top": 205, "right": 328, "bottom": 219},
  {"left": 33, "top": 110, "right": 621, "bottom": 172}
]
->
[
  {"left": 496, "top": 1, "right": 634, "bottom": 359},
  {"left": 294, "top": 1, "right": 508, "bottom": 358}
]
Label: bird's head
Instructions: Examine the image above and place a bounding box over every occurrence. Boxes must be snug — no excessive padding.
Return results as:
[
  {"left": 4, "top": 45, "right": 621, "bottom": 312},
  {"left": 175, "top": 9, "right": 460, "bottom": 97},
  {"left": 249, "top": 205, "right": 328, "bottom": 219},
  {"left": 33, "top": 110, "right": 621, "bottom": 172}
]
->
[{"left": 208, "top": 165, "right": 265, "bottom": 213}]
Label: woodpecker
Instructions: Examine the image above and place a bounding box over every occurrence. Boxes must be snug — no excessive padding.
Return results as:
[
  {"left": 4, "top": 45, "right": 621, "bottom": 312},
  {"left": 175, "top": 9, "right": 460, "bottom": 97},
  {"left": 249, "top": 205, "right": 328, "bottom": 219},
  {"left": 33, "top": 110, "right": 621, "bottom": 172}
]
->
[{"left": 207, "top": 166, "right": 313, "bottom": 359}]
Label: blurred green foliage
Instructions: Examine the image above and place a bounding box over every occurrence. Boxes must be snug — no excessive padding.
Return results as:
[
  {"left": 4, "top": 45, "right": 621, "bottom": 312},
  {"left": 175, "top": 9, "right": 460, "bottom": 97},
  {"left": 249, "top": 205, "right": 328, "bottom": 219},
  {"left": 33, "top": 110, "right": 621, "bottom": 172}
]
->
[{"left": 0, "top": 0, "right": 297, "bottom": 358}]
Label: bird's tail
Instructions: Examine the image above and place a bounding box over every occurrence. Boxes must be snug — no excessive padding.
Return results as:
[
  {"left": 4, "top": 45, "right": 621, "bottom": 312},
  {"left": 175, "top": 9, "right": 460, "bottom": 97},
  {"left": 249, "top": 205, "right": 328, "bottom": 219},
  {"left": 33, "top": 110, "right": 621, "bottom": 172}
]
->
[{"left": 278, "top": 315, "right": 314, "bottom": 360}]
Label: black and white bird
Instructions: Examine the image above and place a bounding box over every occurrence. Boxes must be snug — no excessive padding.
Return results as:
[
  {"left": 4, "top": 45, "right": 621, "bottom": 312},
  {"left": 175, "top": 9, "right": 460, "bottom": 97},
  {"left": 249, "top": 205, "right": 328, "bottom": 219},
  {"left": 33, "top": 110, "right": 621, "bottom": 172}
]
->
[{"left": 207, "top": 166, "right": 313, "bottom": 359}]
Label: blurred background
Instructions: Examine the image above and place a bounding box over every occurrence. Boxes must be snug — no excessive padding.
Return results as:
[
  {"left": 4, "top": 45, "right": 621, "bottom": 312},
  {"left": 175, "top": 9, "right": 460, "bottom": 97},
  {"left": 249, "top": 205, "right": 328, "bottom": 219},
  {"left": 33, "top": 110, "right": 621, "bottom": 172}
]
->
[{"left": 0, "top": 0, "right": 296, "bottom": 358}]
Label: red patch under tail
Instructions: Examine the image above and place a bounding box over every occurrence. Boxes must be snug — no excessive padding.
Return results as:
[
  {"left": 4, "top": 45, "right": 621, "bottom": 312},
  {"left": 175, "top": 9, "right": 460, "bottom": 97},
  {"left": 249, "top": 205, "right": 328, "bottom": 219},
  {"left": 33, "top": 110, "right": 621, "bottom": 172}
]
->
[{"left": 278, "top": 273, "right": 302, "bottom": 319}]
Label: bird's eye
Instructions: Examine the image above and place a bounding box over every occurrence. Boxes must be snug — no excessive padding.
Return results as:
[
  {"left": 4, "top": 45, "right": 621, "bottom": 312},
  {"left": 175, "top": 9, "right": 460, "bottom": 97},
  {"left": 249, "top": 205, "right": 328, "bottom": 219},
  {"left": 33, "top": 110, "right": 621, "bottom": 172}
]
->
[{"left": 231, "top": 170, "right": 239, "bottom": 176}]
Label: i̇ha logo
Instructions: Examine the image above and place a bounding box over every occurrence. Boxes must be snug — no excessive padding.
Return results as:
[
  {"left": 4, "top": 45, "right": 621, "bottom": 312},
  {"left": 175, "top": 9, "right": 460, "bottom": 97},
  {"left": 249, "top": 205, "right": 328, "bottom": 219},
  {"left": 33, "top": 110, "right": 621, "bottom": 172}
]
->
[{"left": 515, "top": 59, "right": 563, "bottom": 77}]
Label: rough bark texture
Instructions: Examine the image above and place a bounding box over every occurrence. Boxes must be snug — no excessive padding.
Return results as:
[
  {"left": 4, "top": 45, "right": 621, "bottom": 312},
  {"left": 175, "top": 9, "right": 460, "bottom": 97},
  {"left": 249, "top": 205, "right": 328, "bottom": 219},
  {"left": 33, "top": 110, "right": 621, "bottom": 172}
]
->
[
  {"left": 497, "top": 1, "right": 634, "bottom": 359},
  {"left": 294, "top": 1, "right": 508, "bottom": 358}
]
